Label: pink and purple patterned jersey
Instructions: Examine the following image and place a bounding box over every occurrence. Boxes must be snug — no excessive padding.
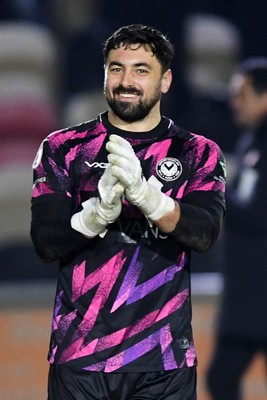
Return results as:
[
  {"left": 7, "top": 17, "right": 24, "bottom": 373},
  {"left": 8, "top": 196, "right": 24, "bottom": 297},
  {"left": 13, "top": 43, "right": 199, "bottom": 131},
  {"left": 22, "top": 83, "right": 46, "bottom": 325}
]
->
[{"left": 31, "top": 112, "right": 226, "bottom": 372}]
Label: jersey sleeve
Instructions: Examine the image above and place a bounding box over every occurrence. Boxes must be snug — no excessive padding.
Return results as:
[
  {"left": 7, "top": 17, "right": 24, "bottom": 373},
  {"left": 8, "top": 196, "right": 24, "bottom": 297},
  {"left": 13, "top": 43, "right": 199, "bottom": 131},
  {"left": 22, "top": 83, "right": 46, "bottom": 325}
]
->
[
  {"left": 30, "top": 133, "right": 90, "bottom": 262},
  {"left": 170, "top": 137, "right": 226, "bottom": 252},
  {"left": 32, "top": 132, "right": 72, "bottom": 198}
]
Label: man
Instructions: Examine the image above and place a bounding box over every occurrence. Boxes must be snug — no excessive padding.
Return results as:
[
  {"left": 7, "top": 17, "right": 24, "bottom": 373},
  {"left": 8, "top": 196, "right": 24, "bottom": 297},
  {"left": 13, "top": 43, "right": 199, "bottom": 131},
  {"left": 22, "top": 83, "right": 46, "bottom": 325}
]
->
[
  {"left": 31, "top": 24, "right": 226, "bottom": 400},
  {"left": 206, "top": 58, "right": 267, "bottom": 399}
]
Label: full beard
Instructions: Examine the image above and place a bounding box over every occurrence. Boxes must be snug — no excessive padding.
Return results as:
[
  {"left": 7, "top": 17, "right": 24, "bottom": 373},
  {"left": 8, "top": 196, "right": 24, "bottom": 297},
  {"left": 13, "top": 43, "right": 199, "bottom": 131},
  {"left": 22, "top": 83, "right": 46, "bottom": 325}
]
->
[{"left": 105, "top": 85, "right": 161, "bottom": 123}]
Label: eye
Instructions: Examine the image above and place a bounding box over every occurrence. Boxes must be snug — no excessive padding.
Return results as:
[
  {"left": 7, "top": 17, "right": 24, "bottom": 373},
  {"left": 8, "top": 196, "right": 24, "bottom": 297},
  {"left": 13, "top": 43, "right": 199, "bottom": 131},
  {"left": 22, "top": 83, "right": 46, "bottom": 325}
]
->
[
  {"left": 136, "top": 68, "right": 148, "bottom": 75},
  {"left": 109, "top": 66, "right": 123, "bottom": 74}
]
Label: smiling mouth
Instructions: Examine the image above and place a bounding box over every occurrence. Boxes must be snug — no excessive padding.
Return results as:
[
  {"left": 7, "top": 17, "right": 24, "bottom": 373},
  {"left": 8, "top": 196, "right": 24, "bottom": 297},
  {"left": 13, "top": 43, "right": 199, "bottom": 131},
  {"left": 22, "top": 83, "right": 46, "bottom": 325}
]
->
[
  {"left": 114, "top": 92, "right": 140, "bottom": 102},
  {"left": 114, "top": 86, "right": 142, "bottom": 97},
  {"left": 119, "top": 92, "right": 137, "bottom": 96},
  {"left": 116, "top": 93, "right": 138, "bottom": 98}
]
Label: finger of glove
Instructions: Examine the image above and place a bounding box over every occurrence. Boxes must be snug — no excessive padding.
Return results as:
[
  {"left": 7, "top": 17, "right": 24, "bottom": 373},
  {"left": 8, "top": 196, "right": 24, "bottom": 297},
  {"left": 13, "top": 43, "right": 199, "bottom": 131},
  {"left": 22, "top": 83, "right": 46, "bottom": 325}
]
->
[
  {"left": 106, "top": 139, "right": 135, "bottom": 160},
  {"left": 107, "top": 153, "right": 132, "bottom": 170},
  {"left": 106, "top": 143, "right": 134, "bottom": 165},
  {"left": 108, "top": 153, "right": 142, "bottom": 189},
  {"left": 109, "top": 134, "right": 133, "bottom": 150},
  {"left": 98, "top": 164, "right": 124, "bottom": 205},
  {"left": 98, "top": 164, "right": 120, "bottom": 204},
  {"left": 112, "top": 182, "right": 124, "bottom": 203},
  {"left": 96, "top": 193, "right": 122, "bottom": 222},
  {"left": 98, "top": 179, "right": 124, "bottom": 206},
  {"left": 99, "top": 164, "right": 118, "bottom": 186},
  {"left": 110, "top": 165, "right": 134, "bottom": 187}
]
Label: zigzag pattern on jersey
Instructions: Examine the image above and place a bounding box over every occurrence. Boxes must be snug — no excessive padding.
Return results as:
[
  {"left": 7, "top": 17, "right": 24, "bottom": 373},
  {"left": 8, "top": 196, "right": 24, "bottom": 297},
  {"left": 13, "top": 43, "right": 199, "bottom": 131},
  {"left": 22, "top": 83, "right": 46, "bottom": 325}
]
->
[{"left": 50, "top": 247, "right": 191, "bottom": 369}]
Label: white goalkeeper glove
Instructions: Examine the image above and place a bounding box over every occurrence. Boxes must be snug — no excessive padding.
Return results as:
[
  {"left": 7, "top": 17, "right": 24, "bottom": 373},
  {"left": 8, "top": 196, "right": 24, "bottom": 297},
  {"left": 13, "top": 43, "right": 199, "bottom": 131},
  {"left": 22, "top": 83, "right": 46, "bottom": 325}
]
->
[
  {"left": 106, "top": 134, "right": 175, "bottom": 222},
  {"left": 71, "top": 164, "right": 124, "bottom": 237}
]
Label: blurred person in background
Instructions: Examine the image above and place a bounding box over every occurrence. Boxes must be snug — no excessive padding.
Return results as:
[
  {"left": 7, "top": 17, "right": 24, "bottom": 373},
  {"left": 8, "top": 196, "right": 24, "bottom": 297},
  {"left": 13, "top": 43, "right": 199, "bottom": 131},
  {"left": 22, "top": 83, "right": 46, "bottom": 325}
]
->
[
  {"left": 206, "top": 57, "right": 267, "bottom": 400},
  {"left": 179, "top": 13, "right": 242, "bottom": 278},
  {"left": 30, "top": 24, "right": 226, "bottom": 399},
  {"left": 178, "top": 12, "right": 242, "bottom": 165}
]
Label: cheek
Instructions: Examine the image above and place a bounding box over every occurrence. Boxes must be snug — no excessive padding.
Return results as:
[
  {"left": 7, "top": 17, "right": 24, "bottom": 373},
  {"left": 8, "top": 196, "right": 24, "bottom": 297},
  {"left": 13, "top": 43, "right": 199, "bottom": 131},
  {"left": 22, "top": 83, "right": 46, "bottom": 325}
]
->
[
  {"left": 106, "top": 74, "right": 123, "bottom": 92},
  {"left": 104, "top": 77, "right": 115, "bottom": 94}
]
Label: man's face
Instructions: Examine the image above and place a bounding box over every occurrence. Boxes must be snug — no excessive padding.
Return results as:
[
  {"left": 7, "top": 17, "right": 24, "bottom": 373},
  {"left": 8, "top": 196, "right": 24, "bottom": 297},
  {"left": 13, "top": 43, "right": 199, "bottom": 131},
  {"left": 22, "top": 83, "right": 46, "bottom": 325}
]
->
[
  {"left": 104, "top": 44, "right": 171, "bottom": 123},
  {"left": 229, "top": 73, "right": 267, "bottom": 129}
]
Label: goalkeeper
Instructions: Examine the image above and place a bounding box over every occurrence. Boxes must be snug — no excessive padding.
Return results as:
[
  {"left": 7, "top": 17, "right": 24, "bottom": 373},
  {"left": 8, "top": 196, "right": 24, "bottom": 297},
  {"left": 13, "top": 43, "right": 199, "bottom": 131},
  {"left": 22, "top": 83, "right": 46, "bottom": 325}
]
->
[{"left": 31, "top": 24, "right": 226, "bottom": 400}]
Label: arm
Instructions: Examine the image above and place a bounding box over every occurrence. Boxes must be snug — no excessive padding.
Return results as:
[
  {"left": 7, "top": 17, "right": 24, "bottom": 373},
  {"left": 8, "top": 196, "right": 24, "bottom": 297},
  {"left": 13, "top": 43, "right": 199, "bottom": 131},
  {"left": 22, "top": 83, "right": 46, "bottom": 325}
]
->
[
  {"left": 106, "top": 134, "right": 226, "bottom": 253},
  {"left": 31, "top": 135, "right": 123, "bottom": 262},
  {"left": 71, "top": 165, "right": 124, "bottom": 238},
  {"left": 168, "top": 192, "right": 224, "bottom": 252},
  {"left": 31, "top": 167, "right": 124, "bottom": 262},
  {"left": 31, "top": 194, "right": 90, "bottom": 262}
]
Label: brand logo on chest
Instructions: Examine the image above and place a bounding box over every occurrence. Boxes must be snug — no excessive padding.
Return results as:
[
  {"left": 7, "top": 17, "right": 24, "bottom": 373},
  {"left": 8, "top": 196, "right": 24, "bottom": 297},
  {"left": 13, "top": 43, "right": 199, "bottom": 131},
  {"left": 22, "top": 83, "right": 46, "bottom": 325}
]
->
[{"left": 84, "top": 161, "right": 108, "bottom": 169}]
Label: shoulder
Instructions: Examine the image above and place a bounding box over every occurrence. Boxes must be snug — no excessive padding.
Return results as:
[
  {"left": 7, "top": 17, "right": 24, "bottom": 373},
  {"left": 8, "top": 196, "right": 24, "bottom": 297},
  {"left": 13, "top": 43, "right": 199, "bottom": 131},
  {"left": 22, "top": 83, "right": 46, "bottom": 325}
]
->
[
  {"left": 32, "top": 116, "right": 105, "bottom": 169},
  {"left": 46, "top": 116, "right": 103, "bottom": 147},
  {"left": 190, "top": 131, "right": 222, "bottom": 153},
  {"left": 170, "top": 121, "right": 222, "bottom": 154}
]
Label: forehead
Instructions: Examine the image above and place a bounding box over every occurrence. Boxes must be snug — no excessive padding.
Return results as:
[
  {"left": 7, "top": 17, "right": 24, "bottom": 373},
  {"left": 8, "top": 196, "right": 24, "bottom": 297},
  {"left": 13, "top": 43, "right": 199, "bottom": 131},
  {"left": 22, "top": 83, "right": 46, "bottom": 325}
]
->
[{"left": 106, "top": 44, "right": 159, "bottom": 67}]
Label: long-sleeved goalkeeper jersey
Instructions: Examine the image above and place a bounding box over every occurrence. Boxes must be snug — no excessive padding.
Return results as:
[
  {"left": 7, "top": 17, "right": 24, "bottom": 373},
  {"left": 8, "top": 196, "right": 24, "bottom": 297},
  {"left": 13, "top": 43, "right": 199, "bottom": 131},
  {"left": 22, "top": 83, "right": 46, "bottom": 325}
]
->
[{"left": 31, "top": 112, "right": 226, "bottom": 373}]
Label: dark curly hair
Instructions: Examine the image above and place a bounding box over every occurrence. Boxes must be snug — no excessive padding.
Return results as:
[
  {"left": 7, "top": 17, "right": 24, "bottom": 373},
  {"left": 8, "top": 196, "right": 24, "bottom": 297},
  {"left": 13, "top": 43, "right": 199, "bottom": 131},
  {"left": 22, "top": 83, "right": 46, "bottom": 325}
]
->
[{"left": 103, "top": 24, "right": 174, "bottom": 74}]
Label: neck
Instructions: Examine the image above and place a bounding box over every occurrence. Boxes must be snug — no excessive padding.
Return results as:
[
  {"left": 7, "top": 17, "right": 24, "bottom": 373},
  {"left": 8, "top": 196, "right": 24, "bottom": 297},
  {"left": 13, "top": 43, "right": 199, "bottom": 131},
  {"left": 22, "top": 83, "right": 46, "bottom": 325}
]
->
[{"left": 107, "top": 105, "right": 161, "bottom": 132}]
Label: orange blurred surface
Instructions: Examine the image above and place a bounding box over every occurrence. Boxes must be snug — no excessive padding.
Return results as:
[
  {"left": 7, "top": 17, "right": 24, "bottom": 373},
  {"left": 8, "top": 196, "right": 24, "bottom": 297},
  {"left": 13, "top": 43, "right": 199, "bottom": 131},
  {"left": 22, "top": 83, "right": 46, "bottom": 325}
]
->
[{"left": 0, "top": 300, "right": 266, "bottom": 400}]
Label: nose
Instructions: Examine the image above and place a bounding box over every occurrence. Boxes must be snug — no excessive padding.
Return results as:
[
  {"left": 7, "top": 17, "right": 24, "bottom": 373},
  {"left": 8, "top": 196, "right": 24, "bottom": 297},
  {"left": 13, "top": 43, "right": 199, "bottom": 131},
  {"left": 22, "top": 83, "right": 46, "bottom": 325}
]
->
[{"left": 119, "top": 69, "right": 134, "bottom": 87}]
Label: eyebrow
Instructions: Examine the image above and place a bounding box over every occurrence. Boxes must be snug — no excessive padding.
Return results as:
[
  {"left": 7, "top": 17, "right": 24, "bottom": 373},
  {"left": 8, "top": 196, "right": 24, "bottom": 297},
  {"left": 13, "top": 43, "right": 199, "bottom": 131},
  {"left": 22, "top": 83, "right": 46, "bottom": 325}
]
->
[{"left": 108, "top": 61, "right": 152, "bottom": 70}]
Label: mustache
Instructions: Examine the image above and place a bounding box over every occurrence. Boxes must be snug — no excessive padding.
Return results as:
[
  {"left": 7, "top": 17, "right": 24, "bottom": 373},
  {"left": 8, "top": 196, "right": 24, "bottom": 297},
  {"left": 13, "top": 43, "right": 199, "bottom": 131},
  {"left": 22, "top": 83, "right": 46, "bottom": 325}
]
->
[{"left": 113, "top": 85, "right": 142, "bottom": 96}]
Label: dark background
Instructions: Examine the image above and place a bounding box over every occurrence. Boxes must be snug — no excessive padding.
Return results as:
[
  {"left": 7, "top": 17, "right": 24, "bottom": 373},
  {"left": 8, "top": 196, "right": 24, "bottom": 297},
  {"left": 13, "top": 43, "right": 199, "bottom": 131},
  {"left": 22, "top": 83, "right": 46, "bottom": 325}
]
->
[{"left": 0, "top": 0, "right": 266, "bottom": 282}]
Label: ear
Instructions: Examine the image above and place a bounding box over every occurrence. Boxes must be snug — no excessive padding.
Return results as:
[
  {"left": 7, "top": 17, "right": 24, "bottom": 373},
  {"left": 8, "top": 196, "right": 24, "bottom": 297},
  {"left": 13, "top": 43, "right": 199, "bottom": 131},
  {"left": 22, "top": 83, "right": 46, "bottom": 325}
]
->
[
  {"left": 258, "top": 93, "right": 267, "bottom": 116},
  {"left": 161, "top": 69, "right": 172, "bottom": 93}
]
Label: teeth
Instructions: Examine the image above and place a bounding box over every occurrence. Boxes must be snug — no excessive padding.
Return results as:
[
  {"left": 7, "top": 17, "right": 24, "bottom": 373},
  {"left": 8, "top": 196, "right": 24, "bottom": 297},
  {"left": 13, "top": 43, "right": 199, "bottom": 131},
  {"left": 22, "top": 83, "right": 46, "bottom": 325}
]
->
[{"left": 119, "top": 93, "right": 136, "bottom": 97}]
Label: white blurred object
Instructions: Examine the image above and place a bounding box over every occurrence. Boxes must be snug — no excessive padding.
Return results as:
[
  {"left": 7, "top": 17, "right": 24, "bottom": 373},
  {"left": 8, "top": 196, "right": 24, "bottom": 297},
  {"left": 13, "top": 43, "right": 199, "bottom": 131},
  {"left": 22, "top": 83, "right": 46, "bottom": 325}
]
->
[
  {"left": 0, "top": 22, "right": 60, "bottom": 244},
  {"left": 63, "top": 90, "right": 107, "bottom": 126},
  {"left": 0, "top": 21, "right": 58, "bottom": 95},
  {"left": 0, "top": 167, "right": 32, "bottom": 244},
  {"left": 0, "top": 22, "right": 60, "bottom": 166},
  {"left": 191, "top": 272, "right": 223, "bottom": 296},
  {"left": 183, "top": 13, "right": 242, "bottom": 96}
]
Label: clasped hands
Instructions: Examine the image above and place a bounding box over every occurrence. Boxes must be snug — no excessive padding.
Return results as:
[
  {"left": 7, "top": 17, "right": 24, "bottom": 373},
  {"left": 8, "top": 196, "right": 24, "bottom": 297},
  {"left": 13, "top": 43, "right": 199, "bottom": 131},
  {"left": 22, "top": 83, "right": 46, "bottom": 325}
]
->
[{"left": 71, "top": 134, "right": 175, "bottom": 238}]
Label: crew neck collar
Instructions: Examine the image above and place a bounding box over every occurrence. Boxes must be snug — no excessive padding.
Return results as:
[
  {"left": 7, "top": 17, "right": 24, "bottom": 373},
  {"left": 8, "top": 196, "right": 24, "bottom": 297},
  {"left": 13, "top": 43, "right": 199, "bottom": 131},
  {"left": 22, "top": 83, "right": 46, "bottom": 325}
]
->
[{"left": 99, "top": 111, "right": 171, "bottom": 140}]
